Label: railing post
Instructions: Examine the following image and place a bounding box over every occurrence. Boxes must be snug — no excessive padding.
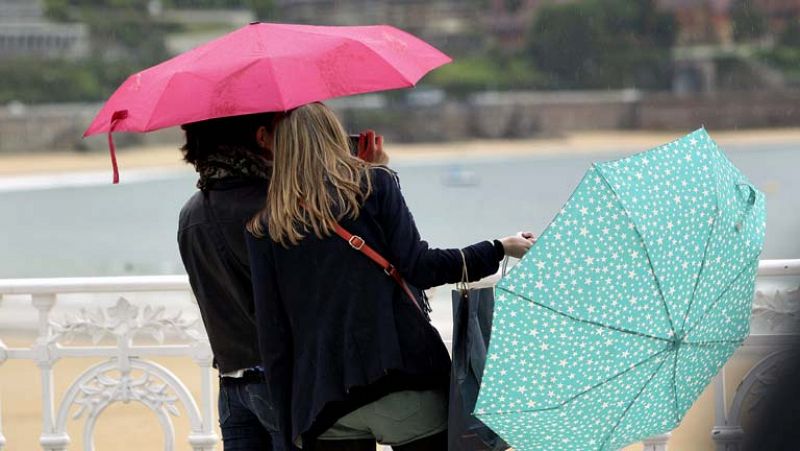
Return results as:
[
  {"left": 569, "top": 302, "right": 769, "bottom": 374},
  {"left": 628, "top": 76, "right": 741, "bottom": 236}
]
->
[
  {"left": 189, "top": 342, "right": 218, "bottom": 451},
  {"left": 712, "top": 426, "right": 745, "bottom": 451},
  {"left": 0, "top": 294, "right": 6, "bottom": 450},
  {"left": 0, "top": 338, "right": 6, "bottom": 450},
  {"left": 31, "top": 294, "right": 68, "bottom": 451},
  {"left": 710, "top": 346, "right": 744, "bottom": 451},
  {"left": 642, "top": 433, "right": 670, "bottom": 450},
  {"left": 0, "top": 395, "right": 5, "bottom": 451}
]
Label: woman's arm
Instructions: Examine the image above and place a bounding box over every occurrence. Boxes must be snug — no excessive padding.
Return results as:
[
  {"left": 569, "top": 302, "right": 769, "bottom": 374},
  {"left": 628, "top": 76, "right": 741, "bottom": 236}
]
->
[
  {"left": 246, "top": 232, "right": 296, "bottom": 450},
  {"left": 372, "top": 168, "right": 503, "bottom": 290}
]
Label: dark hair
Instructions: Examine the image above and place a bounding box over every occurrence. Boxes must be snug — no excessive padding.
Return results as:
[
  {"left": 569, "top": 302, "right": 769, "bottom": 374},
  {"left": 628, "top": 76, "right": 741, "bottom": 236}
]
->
[{"left": 180, "top": 112, "right": 276, "bottom": 165}]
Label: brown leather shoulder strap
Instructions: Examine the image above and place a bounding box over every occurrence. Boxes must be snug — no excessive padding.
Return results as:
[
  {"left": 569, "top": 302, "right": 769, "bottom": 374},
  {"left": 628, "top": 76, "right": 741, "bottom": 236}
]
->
[{"left": 332, "top": 223, "right": 423, "bottom": 313}]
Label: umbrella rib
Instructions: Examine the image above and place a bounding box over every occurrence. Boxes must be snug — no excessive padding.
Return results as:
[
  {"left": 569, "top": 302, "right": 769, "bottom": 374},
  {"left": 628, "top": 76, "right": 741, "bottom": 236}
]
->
[
  {"left": 273, "top": 39, "right": 415, "bottom": 110},
  {"left": 277, "top": 25, "right": 444, "bottom": 84},
  {"left": 680, "top": 256, "right": 758, "bottom": 341},
  {"left": 142, "top": 70, "right": 207, "bottom": 131},
  {"left": 684, "top": 339, "right": 743, "bottom": 346},
  {"left": 255, "top": 54, "right": 287, "bottom": 110},
  {"left": 143, "top": 58, "right": 274, "bottom": 131},
  {"left": 593, "top": 165, "right": 678, "bottom": 336},
  {"left": 273, "top": 27, "right": 423, "bottom": 101},
  {"left": 679, "top": 216, "right": 718, "bottom": 332},
  {"left": 477, "top": 348, "right": 672, "bottom": 417},
  {"left": 598, "top": 351, "right": 672, "bottom": 451},
  {"left": 497, "top": 287, "right": 671, "bottom": 343},
  {"left": 679, "top": 156, "right": 723, "bottom": 335},
  {"left": 337, "top": 38, "right": 417, "bottom": 90}
]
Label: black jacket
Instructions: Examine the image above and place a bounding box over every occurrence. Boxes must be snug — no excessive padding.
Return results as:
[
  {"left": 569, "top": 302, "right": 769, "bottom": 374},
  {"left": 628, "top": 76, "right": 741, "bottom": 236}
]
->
[
  {"left": 178, "top": 177, "right": 268, "bottom": 373},
  {"left": 246, "top": 168, "right": 502, "bottom": 447}
]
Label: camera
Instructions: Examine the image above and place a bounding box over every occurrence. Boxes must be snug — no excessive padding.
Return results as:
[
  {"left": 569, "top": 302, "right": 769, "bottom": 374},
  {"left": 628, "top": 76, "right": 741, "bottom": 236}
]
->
[{"left": 348, "top": 134, "right": 360, "bottom": 156}]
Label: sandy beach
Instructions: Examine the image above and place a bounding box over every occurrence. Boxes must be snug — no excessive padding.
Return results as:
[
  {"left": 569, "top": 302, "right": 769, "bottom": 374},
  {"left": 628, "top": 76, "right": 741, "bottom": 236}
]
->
[{"left": 1, "top": 128, "right": 799, "bottom": 176}]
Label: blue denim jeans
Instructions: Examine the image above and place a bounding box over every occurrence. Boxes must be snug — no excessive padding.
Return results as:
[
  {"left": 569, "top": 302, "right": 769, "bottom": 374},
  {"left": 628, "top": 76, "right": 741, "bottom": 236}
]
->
[{"left": 219, "top": 381, "right": 283, "bottom": 450}]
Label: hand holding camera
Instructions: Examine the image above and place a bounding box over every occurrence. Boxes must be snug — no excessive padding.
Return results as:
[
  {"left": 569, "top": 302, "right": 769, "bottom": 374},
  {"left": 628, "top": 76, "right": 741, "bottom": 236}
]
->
[{"left": 350, "top": 129, "right": 389, "bottom": 164}]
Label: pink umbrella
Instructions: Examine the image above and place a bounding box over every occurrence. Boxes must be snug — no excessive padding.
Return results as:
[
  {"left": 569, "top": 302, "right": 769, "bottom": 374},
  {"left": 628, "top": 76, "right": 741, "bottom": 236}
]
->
[{"left": 83, "top": 22, "right": 451, "bottom": 183}]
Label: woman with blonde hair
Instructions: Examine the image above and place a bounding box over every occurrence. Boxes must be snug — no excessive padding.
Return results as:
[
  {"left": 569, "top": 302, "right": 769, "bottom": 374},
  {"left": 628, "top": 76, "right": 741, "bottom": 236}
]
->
[{"left": 246, "top": 102, "right": 534, "bottom": 450}]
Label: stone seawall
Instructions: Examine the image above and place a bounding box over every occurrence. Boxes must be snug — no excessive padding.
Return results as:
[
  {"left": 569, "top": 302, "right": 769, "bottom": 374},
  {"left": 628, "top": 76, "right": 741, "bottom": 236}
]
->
[
  {"left": 638, "top": 91, "right": 800, "bottom": 130},
  {"left": 0, "top": 103, "right": 183, "bottom": 153},
  {"left": 1, "top": 90, "right": 799, "bottom": 153}
]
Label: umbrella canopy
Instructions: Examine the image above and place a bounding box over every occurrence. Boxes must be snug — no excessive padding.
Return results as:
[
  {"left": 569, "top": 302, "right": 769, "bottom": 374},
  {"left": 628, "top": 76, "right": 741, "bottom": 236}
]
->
[
  {"left": 83, "top": 22, "right": 450, "bottom": 182},
  {"left": 474, "top": 128, "right": 766, "bottom": 450},
  {"left": 85, "top": 22, "right": 449, "bottom": 136}
]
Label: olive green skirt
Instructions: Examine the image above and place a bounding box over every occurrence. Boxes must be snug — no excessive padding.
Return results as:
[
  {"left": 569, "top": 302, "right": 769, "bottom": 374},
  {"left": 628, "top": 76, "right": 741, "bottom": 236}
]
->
[{"left": 317, "top": 389, "right": 448, "bottom": 446}]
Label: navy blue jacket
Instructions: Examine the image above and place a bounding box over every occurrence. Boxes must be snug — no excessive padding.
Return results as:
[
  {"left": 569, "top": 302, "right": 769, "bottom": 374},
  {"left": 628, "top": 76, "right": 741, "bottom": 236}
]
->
[{"left": 246, "top": 167, "right": 502, "bottom": 447}]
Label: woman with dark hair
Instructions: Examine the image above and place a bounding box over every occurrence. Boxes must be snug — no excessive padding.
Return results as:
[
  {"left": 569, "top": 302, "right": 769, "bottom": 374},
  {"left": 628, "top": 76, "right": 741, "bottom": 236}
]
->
[
  {"left": 178, "top": 112, "right": 282, "bottom": 450},
  {"left": 246, "top": 102, "right": 534, "bottom": 450}
]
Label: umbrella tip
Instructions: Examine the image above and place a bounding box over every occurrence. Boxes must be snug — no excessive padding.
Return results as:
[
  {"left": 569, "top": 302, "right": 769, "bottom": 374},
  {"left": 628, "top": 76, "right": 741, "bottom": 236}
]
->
[{"left": 249, "top": 21, "right": 261, "bottom": 25}]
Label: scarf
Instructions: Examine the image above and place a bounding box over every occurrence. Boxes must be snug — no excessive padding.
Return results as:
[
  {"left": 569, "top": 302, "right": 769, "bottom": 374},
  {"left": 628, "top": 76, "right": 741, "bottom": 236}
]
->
[{"left": 195, "top": 145, "right": 271, "bottom": 191}]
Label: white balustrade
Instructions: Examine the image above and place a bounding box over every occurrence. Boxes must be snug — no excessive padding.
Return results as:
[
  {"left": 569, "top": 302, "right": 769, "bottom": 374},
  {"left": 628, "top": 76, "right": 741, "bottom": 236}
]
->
[
  {"left": 642, "top": 432, "right": 671, "bottom": 451},
  {"left": 0, "top": 260, "right": 798, "bottom": 450},
  {"left": 0, "top": 275, "right": 217, "bottom": 451}
]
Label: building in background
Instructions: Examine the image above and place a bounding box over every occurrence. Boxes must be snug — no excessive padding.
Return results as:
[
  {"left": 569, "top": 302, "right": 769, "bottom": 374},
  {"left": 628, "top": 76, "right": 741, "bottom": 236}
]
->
[
  {"left": 752, "top": 0, "right": 800, "bottom": 28},
  {"left": 658, "top": 0, "right": 800, "bottom": 45},
  {"left": 484, "top": 0, "right": 583, "bottom": 52},
  {"left": 0, "top": 0, "right": 88, "bottom": 60},
  {"left": 151, "top": 0, "right": 255, "bottom": 55},
  {"left": 656, "top": 0, "right": 734, "bottom": 44},
  {"left": 275, "top": 0, "right": 484, "bottom": 55}
]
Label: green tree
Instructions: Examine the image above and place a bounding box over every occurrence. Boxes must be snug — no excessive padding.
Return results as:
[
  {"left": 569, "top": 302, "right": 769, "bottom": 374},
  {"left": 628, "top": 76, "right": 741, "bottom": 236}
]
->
[
  {"left": 758, "top": 19, "right": 800, "bottom": 85},
  {"left": 525, "top": 0, "right": 676, "bottom": 89},
  {"left": 778, "top": 19, "right": 800, "bottom": 47},
  {"left": 422, "top": 56, "right": 546, "bottom": 95},
  {"left": 248, "top": 0, "right": 277, "bottom": 20},
  {"left": 0, "top": 56, "right": 156, "bottom": 103},
  {"left": 526, "top": 2, "right": 604, "bottom": 88},
  {"left": 731, "top": 0, "right": 768, "bottom": 42}
]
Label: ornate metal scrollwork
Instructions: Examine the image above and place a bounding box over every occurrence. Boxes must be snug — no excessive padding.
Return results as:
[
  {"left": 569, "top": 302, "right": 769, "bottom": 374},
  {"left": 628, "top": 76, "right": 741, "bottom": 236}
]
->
[
  {"left": 54, "top": 359, "right": 207, "bottom": 451},
  {"left": 738, "top": 350, "right": 800, "bottom": 420},
  {"left": 50, "top": 297, "right": 205, "bottom": 344},
  {"left": 72, "top": 370, "right": 181, "bottom": 421},
  {"left": 751, "top": 286, "right": 800, "bottom": 333}
]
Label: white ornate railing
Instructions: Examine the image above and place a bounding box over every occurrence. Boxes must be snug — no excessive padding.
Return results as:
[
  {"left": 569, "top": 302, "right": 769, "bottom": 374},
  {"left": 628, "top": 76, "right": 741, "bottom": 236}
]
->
[
  {"left": 0, "top": 260, "right": 798, "bottom": 450},
  {"left": 0, "top": 276, "right": 217, "bottom": 451}
]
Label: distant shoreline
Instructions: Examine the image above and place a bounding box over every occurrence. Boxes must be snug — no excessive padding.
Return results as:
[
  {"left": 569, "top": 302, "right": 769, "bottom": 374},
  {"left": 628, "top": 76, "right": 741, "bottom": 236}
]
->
[{"left": 1, "top": 128, "right": 798, "bottom": 177}]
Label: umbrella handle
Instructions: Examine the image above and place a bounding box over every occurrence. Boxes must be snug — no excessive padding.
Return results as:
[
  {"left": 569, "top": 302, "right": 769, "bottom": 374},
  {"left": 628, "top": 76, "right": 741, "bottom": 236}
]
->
[
  {"left": 108, "top": 110, "right": 129, "bottom": 184},
  {"left": 734, "top": 182, "right": 757, "bottom": 232}
]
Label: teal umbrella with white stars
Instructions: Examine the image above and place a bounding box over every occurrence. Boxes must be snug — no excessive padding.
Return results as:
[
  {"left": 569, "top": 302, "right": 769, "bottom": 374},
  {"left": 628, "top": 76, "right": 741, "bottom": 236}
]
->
[{"left": 474, "top": 128, "right": 766, "bottom": 450}]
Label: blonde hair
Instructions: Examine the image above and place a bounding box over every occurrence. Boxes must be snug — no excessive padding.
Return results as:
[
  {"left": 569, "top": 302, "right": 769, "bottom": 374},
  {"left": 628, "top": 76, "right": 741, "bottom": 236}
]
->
[{"left": 248, "top": 103, "right": 373, "bottom": 246}]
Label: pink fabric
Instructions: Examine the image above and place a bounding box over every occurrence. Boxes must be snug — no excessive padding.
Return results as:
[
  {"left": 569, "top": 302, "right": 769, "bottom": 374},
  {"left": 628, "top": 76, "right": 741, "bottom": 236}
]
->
[{"left": 84, "top": 23, "right": 451, "bottom": 137}]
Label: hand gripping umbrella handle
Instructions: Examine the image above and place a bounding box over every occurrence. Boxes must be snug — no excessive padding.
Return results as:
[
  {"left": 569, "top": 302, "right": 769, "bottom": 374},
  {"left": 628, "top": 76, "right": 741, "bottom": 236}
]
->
[{"left": 734, "top": 182, "right": 757, "bottom": 232}]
